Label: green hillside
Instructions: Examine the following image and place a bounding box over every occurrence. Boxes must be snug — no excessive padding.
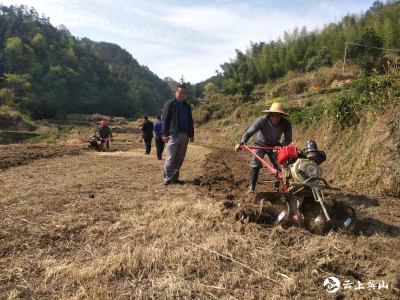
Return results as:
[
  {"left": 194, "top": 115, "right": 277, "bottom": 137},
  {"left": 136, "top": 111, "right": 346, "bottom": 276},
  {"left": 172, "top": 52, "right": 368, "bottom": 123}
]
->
[
  {"left": 190, "top": 0, "right": 400, "bottom": 130},
  {"left": 203, "top": 0, "right": 400, "bottom": 99},
  {"left": 1, "top": 0, "right": 399, "bottom": 133},
  {"left": 0, "top": 4, "right": 173, "bottom": 123},
  {"left": 189, "top": 0, "right": 400, "bottom": 197}
]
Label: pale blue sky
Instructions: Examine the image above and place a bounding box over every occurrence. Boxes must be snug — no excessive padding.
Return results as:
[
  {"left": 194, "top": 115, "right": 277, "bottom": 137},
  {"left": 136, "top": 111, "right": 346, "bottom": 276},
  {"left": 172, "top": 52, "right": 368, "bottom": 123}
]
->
[{"left": 2, "top": 0, "right": 374, "bottom": 83}]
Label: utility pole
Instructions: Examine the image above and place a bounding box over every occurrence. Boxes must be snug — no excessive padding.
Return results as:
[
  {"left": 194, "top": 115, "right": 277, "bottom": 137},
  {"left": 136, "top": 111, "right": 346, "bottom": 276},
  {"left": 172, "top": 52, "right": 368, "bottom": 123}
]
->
[{"left": 342, "top": 42, "right": 348, "bottom": 73}]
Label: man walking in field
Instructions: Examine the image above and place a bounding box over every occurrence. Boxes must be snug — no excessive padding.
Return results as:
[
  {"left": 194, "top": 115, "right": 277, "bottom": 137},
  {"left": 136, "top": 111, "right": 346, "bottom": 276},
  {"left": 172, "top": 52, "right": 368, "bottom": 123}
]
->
[
  {"left": 235, "top": 102, "right": 292, "bottom": 193},
  {"left": 98, "top": 120, "right": 113, "bottom": 150},
  {"left": 153, "top": 115, "right": 164, "bottom": 160},
  {"left": 162, "top": 84, "right": 194, "bottom": 185},
  {"left": 140, "top": 116, "right": 154, "bottom": 155}
]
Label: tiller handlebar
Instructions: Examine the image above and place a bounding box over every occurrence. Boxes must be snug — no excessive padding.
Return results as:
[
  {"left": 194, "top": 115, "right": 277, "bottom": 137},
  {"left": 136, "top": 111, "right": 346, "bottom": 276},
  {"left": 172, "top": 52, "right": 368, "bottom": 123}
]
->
[{"left": 241, "top": 145, "right": 282, "bottom": 178}]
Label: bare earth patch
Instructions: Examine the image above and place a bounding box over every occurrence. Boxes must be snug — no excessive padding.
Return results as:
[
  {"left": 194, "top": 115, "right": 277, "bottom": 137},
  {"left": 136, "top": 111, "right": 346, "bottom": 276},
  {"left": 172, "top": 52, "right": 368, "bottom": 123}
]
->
[
  {"left": 0, "top": 144, "right": 86, "bottom": 170},
  {"left": 0, "top": 143, "right": 399, "bottom": 299}
]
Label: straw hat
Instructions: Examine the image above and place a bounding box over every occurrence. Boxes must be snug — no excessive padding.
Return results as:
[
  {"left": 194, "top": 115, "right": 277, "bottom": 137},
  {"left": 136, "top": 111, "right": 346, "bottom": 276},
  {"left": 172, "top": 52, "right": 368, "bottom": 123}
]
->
[{"left": 261, "top": 102, "right": 290, "bottom": 117}]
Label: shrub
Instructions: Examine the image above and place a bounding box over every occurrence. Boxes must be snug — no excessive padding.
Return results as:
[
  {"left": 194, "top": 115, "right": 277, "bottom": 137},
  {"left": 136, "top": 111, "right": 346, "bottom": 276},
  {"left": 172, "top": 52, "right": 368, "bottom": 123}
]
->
[
  {"left": 241, "top": 105, "right": 264, "bottom": 121},
  {"left": 204, "top": 82, "right": 215, "bottom": 94},
  {"left": 22, "top": 114, "right": 38, "bottom": 130},
  {"left": 290, "top": 105, "right": 327, "bottom": 127},
  {"left": 305, "top": 46, "right": 332, "bottom": 72},
  {"left": 267, "top": 76, "right": 310, "bottom": 98},
  {"left": 232, "top": 106, "right": 242, "bottom": 122},
  {"left": 0, "top": 88, "right": 15, "bottom": 105},
  {"left": 330, "top": 63, "right": 400, "bottom": 129},
  {"left": 291, "top": 64, "right": 400, "bottom": 131},
  {"left": 310, "top": 64, "right": 354, "bottom": 88},
  {"left": 265, "top": 97, "right": 284, "bottom": 105},
  {"left": 192, "top": 106, "right": 211, "bottom": 124},
  {"left": 287, "top": 77, "right": 310, "bottom": 94},
  {"left": 0, "top": 105, "right": 22, "bottom": 122},
  {"left": 317, "top": 87, "right": 342, "bottom": 94},
  {"left": 250, "top": 85, "right": 266, "bottom": 101},
  {"left": 330, "top": 94, "right": 363, "bottom": 130},
  {"left": 211, "top": 110, "right": 222, "bottom": 120},
  {"left": 88, "top": 113, "right": 108, "bottom": 122}
]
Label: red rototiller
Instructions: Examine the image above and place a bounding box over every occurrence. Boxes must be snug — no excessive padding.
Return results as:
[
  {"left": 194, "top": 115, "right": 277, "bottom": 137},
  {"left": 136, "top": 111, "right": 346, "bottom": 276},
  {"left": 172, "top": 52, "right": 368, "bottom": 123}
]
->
[
  {"left": 238, "top": 140, "right": 354, "bottom": 230},
  {"left": 88, "top": 134, "right": 112, "bottom": 151}
]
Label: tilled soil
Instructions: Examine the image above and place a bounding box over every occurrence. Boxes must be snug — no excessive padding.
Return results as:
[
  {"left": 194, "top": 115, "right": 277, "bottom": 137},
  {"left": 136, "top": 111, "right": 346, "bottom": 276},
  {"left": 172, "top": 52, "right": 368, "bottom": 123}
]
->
[
  {"left": 0, "top": 144, "right": 87, "bottom": 171},
  {"left": 1, "top": 143, "right": 399, "bottom": 298},
  {"left": 196, "top": 148, "right": 400, "bottom": 298},
  {"left": 0, "top": 142, "right": 137, "bottom": 171},
  {"left": 197, "top": 149, "right": 400, "bottom": 235}
]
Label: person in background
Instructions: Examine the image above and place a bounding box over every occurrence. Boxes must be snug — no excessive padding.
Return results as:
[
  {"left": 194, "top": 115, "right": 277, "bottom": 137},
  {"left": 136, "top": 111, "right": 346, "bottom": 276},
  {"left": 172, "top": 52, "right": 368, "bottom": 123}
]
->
[
  {"left": 140, "top": 116, "right": 154, "bottom": 155},
  {"left": 235, "top": 102, "right": 292, "bottom": 193},
  {"left": 153, "top": 115, "right": 164, "bottom": 160},
  {"left": 98, "top": 120, "right": 113, "bottom": 150},
  {"left": 161, "top": 84, "right": 194, "bottom": 185}
]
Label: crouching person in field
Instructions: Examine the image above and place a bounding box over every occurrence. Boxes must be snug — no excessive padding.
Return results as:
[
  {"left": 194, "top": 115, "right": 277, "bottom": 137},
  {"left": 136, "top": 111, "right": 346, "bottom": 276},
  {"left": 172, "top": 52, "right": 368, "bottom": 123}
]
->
[{"left": 98, "top": 120, "right": 113, "bottom": 150}]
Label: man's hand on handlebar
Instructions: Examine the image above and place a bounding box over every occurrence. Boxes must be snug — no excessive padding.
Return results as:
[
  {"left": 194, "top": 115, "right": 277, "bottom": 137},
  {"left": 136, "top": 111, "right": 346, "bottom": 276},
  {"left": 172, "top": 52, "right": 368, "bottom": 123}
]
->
[{"left": 235, "top": 142, "right": 245, "bottom": 152}]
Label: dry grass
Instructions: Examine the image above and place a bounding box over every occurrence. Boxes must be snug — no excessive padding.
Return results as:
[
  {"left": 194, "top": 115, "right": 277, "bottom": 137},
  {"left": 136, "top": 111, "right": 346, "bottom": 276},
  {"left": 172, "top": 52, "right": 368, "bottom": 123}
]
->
[
  {"left": 1, "top": 128, "right": 399, "bottom": 299},
  {"left": 309, "top": 64, "right": 356, "bottom": 88},
  {"left": 266, "top": 63, "right": 359, "bottom": 100},
  {"left": 291, "top": 105, "right": 400, "bottom": 197},
  {"left": 1, "top": 143, "right": 272, "bottom": 299},
  {"left": 0, "top": 105, "right": 22, "bottom": 122}
]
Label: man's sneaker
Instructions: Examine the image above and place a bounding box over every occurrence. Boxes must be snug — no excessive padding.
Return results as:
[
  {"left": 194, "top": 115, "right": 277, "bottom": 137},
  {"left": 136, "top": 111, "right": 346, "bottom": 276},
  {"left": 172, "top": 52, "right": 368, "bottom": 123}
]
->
[
  {"left": 163, "top": 181, "right": 171, "bottom": 186},
  {"left": 247, "top": 184, "right": 255, "bottom": 193},
  {"left": 173, "top": 179, "right": 185, "bottom": 185}
]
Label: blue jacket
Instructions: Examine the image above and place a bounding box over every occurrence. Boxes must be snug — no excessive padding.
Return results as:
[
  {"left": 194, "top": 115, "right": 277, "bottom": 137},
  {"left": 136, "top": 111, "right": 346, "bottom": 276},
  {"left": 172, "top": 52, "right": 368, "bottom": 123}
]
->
[{"left": 154, "top": 120, "right": 162, "bottom": 139}]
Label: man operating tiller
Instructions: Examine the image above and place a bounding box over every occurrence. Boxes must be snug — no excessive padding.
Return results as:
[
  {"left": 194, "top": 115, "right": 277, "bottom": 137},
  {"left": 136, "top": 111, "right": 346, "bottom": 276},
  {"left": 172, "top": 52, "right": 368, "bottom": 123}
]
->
[{"left": 235, "top": 102, "right": 292, "bottom": 193}]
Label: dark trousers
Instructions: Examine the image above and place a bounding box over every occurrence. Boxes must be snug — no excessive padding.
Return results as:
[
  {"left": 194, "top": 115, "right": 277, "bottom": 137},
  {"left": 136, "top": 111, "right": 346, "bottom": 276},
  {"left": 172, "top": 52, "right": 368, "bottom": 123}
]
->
[
  {"left": 100, "top": 139, "right": 110, "bottom": 149},
  {"left": 155, "top": 138, "right": 165, "bottom": 160},
  {"left": 144, "top": 138, "right": 152, "bottom": 154},
  {"left": 250, "top": 141, "right": 282, "bottom": 172}
]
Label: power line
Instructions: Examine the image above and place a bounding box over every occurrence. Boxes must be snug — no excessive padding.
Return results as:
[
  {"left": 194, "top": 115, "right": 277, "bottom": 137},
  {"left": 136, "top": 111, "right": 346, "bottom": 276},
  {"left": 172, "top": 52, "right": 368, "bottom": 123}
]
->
[
  {"left": 342, "top": 41, "right": 400, "bottom": 73},
  {"left": 347, "top": 42, "right": 400, "bottom": 53}
]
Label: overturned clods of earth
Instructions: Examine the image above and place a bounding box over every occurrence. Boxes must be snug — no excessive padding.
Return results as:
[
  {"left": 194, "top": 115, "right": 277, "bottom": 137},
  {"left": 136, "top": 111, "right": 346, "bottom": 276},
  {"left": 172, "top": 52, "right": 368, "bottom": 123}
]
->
[
  {"left": 0, "top": 140, "right": 137, "bottom": 171},
  {"left": 0, "top": 144, "right": 86, "bottom": 171},
  {"left": 195, "top": 148, "right": 400, "bottom": 298},
  {"left": 1, "top": 143, "right": 399, "bottom": 299}
]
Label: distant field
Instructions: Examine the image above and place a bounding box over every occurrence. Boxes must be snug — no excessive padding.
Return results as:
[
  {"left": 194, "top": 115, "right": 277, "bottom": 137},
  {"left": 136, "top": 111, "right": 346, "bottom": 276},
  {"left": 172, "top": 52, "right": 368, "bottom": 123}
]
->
[
  {"left": 0, "top": 131, "right": 50, "bottom": 145},
  {"left": 1, "top": 130, "right": 399, "bottom": 299}
]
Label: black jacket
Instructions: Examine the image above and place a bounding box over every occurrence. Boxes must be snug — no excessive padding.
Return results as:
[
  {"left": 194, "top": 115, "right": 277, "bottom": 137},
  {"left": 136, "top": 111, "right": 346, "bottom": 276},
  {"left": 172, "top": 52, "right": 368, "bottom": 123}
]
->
[
  {"left": 98, "top": 125, "right": 113, "bottom": 139},
  {"left": 141, "top": 120, "right": 154, "bottom": 139},
  {"left": 161, "top": 98, "right": 194, "bottom": 138}
]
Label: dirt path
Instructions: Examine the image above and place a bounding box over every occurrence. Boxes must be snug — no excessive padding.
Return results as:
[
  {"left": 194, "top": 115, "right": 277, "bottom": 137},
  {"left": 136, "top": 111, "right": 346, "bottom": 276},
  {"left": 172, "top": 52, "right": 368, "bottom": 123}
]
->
[{"left": 0, "top": 144, "right": 399, "bottom": 299}]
